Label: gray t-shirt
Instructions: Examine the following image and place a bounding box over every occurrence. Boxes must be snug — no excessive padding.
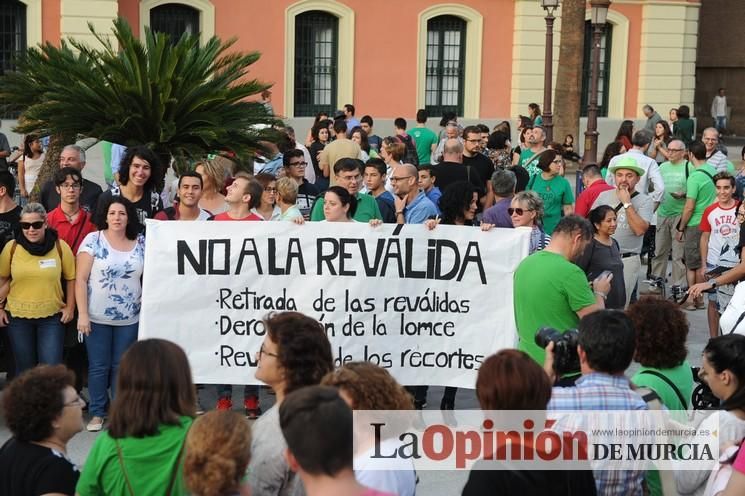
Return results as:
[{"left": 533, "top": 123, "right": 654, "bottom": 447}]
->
[
  {"left": 591, "top": 189, "right": 654, "bottom": 254},
  {"left": 247, "top": 405, "right": 305, "bottom": 496}
]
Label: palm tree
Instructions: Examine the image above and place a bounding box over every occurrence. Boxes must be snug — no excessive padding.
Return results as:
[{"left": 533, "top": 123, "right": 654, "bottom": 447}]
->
[
  {"left": 0, "top": 17, "right": 281, "bottom": 196},
  {"left": 553, "top": 0, "right": 586, "bottom": 156}
]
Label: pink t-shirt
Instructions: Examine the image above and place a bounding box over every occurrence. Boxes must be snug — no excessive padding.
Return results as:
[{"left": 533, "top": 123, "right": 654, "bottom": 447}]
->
[{"left": 734, "top": 444, "right": 745, "bottom": 474}]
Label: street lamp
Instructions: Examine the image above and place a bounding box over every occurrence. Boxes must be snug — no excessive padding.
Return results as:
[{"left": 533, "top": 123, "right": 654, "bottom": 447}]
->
[
  {"left": 540, "top": 0, "right": 560, "bottom": 143},
  {"left": 583, "top": 0, "right": 611, "bottom": 166}
]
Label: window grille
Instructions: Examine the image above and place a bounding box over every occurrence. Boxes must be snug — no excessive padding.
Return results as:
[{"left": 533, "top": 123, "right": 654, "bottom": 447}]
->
[
  {"left": 294, "top": 11, "right": 338, "bottom": 118},
  {"left": 425, "top": 15, "right": 466, "bottom": 118}
]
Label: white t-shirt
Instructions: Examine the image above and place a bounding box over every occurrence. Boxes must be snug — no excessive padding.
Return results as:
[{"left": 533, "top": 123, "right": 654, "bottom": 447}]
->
[
  {"left": 355, "top": 438, "right": 417, "bottom": 496},
  {"left": 79, "top": 231, "right": 146, "bottom": 326},
  {"left": 699, "top": 202, "right": 740, "bottom": 267}
]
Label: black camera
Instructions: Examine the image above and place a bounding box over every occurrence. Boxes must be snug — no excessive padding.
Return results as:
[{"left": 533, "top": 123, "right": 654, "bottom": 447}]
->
[{"left": 535, "top": 327, "right": 580, "bottom": 377}]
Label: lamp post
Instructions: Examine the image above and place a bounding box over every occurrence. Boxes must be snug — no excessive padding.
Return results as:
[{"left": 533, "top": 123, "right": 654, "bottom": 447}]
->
[
  {"left": 540, "top": 0, "right": 559, "bottom": 143},
  {"left": 583, "top": 0, "right": 611, "bottom": 165}
]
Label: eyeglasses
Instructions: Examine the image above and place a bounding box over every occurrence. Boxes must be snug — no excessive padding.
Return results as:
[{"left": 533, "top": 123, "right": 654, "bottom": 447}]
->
[
  {"left": 508, "top": 208, "right": 533, "bottom": 216},
  {"left": 259, "top": 344, "right": 278, "bottom": 358},
  {"left": 703, "top": 138, "right": 719, "bottom": 142},
  {"left": 338, "top": 175, "right": 361, "bottom": 182},
  {"left": 288, "top": 161, "right": 307, "bottom": 168},
  {"left": 390, "top": 176, "right": 414, "bottom": 182},
  {"left": 59, "top": 183, "right": 81, "bottom": 190},
  {"left": 64, "top": 396, "right": 85, "bottom": 408},
  {"left": 20, "top": 221, "right": 44, "bottom": 230},
  {"left": 265, "top": 187, "right": 277, "bottom": 193}
]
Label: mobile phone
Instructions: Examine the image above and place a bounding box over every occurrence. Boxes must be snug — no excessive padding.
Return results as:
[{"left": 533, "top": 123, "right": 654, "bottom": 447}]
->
[{"left": 599, "top": 270, "right": 613, "bottom": 280}]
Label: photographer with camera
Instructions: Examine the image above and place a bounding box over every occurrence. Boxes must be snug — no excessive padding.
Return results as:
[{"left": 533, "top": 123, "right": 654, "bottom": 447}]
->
[
  {"left": 544, "top": 310, "right": 648, "bottom": 496},
  {"left": 514, "top": 215, "right": 612, "bottom": 376}
]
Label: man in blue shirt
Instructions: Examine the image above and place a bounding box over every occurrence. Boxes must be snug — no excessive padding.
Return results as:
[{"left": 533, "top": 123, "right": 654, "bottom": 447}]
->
[
  {"left": 391, "top": 163, "right": 438, "bottom": 224},
  {"left": 545, "top": 310, "right": 647, "bottom": 495}
]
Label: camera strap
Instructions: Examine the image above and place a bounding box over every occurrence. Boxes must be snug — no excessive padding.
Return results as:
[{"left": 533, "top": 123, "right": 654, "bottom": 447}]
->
[
  {"left": 637, "top": 369, "right": 687, "bottom": 409},
  {"left": 613, "top": 191, "right": 639, "bottom": 213}
]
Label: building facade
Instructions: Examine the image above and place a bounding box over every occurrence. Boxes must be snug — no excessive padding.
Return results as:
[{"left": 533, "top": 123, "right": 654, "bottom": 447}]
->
[{"left": 1, "top": 0, "right": 703, "bottom": 140}]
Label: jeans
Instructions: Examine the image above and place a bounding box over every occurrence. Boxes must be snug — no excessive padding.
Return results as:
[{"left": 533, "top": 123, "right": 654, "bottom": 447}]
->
[
  {"left": 7, "top": 314, "right": 64, "bottom": 374},
  {"left": 85, "top": 321, "right": 139, "bottom": 417},
  {"left": 716, "top": 116, "right": 727, "bottom": 132}
]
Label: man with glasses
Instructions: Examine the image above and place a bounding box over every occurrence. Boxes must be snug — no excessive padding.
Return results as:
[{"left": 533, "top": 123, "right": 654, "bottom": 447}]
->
[
  {"left": 649, "top": 140, "right": 690, "bottom": 290},
  {"left": 702, "top": 127, "right": 735, "bottom": 174},
  {"left": 310, "top": 158, "right": 382, "bottom": 222},
  {"left": 282, "top": 149, "right": 319, "bottom": 220},
  {"left": 462, "top": 126, "right": 495, "bottom": 209},
  {"left": 40, "top": 145, "right": 102, "bottom": 216},
  {"left": 47, "top": 168, "right": 97, "bottom": 255},
  {"left": 391, "top": 163, "right": 438, "bottom": 225}
]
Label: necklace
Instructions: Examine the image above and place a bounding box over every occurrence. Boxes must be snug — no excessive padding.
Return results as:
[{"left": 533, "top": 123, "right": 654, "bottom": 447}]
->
[{"left": 62, "top": 208, "right": 80, "bottom": 222}]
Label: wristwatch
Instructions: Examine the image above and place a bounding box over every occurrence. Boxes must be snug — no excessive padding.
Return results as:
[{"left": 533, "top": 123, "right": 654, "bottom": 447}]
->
[
  {"left": 622, "top": 202, "right": 632, "bottom": 209},
  {"left": 711, "top": 279, "right": 718, "bottom": 289}
]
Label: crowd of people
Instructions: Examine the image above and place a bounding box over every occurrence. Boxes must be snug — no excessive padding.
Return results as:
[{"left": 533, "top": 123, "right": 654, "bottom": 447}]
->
[{"left": 0, "top": 103, "right": 744, "bottom": 495}]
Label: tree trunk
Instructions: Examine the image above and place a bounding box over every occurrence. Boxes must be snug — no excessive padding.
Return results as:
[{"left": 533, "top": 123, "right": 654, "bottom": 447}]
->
[
  {"left": 31, "top": 133, "right": 74, "bottom": 203},
  {"left": 554, "top": 0, "right": 586, "bottom": 157}
]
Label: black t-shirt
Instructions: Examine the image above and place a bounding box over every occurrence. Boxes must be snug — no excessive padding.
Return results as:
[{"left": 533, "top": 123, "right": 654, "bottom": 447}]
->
[
  {"left": 309, "top": 141, "right": 326, "bottom": 177},
  {"left": 375, "top": 195, "right": 396, "bottom": 223},
  {"left": 463, "top": 153, "right": 495, "bottom": 190},
  {"left": 41, "top": 178, "right": 102, "bottom": 218},
  {"left": 297, "top": 180, "right": 320, "bottom": 220},
  {"left": 511, "top": 165, "right": 531, "bottom": 193},
  {"left": 462, "top": 463, "right": 597, "bottom": 496},
  {"left": 97, "top": 187, "right": 164, "bottom": 229},
  {"left": 0, "top": 204, "right": 22, "bottom": 251},
  {"left": 0, "top": 437, "right": 80, "bottom": 496},
  {"left": 431, "top": 161, "right": 483, "bottom": 194}
]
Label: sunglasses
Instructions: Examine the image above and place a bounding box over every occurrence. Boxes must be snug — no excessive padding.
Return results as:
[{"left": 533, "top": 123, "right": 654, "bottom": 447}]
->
[
  {"left": 508, "top": 208, "right": 533, "bottom": 216},
  {"left": 20, "top": 221, "right": 44, "bottom": 230}
]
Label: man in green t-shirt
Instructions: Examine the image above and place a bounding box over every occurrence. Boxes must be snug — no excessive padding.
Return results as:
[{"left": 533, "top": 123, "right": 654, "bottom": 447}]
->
[
  {"left": 513, "top": 215, "right": 610, "bottom": 369},
  {"left": 310, "top": 158, "right": 382, "bottom": 222},
  {"left": 651, "top": 139, "right": 690, "bottom": 288},
  {"left": 410, "top": 109, "right": 439, "bottom": 166},
  {"left": 676, "top": 140, "right": 717, "bottom": 309}
]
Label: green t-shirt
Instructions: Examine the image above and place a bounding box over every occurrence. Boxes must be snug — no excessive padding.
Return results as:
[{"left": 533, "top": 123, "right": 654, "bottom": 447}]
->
[
  {"left": 527, "top": 174, "right": 574, "bottom": 235},
  {"left": 76, "top": 416, "right": 193, "bottom": 496},
  {"left": 520, "top": 148, "right": 542, "bottom": 177},
  {"left": 410, "top": 127, "right": 439, "bottom": 166},
  {"left": 631, "top": 361, "right": 693, "bottom": 496},
  {"left": 657, "top": 161, "right": 691, "bottom": 218},
  {"left": 685, "top": 163, "right": 717, "bottom": 227},
  {"left": 310, "top": 192, "right": 382, "bottom": 222},
  {"left": 514, "top": 251, "right": 595, "bottom": 365}
]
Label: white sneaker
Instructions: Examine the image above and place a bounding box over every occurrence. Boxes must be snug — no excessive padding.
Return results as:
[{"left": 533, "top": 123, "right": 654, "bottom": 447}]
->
[{"left": 86, "top": 416, "right": 104, "bottom": 432}]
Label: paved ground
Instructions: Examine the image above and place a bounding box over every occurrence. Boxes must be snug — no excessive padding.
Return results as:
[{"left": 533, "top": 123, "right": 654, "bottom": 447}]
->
[{"left": 0, "top": 140, "right": 740, "bottom": 495}]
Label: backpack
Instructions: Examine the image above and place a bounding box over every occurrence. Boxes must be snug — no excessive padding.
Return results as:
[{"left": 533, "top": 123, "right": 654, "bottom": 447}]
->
[{"left": 400, "top": 134, "right": 419, "bottom": 167}]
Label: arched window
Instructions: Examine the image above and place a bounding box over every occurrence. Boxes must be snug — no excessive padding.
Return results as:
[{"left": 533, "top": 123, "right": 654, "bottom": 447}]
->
[
  {"left": 425, "top": 15, "right": 467, "bottom": 118},
  {"left": 0, "top": 0, "right": 26, "bottom": 117},
  {"left": 150, "top": 3, "right": 200, "bottom": 41},
  {"left": 581, "top": 21, "right": 614, "bottom": 118},
  {"left": 294, "top": 11, "right": 338, "bottom": 117}
]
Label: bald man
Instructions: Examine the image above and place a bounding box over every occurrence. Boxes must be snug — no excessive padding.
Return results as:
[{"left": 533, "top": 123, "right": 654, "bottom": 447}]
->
[{"left": 392, "top": 163, "right": 439, "bottom": 224}]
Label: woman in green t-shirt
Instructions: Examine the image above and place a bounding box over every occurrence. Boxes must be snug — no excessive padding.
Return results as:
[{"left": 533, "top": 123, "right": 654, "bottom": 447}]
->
[
  {"left": 76, "top": 339, "right": 197, "bottom": 496},
  {"left": 628, "top": 298, "right": 693, "bottom": 496},
  {"left": 526, "top": 150, "right": 574, "bottom": 235}
]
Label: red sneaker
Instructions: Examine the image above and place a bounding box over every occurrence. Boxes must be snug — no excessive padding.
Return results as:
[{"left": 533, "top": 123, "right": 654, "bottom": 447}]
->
[
  {"left": 216, "top": 397, "right": 233, "bottom": 411},
  {"left": 244, "top": 395, "right": 261, "bottom": 419}
]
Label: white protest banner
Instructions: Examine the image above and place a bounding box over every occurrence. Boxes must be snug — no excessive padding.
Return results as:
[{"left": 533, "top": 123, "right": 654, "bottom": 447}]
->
[{"left": 139, "top": 220, "right": 529, "bottom": 388}]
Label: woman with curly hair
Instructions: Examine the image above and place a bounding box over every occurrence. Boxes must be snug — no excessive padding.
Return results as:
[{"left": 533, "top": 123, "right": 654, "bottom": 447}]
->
[
  {"left": 627, "top": 298, "right": 691, "bottom": 496},
  {"left": 247, "top": 312, "right": 334, "bottom": 496},
  {"left": 648, "top": 120, "right": 673, "bottom": 163},
  {"left": 184, "top": 411, "right": 252, "bottom": 496},
  {"left": 322, "top": 362, "right": 416, "bottom": 496},
  {"left": 629, "top": 298, "right": 692, "bottom": 410},
  {"left": 0, "top": 365, "right": 84, "bottom": 495}
]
